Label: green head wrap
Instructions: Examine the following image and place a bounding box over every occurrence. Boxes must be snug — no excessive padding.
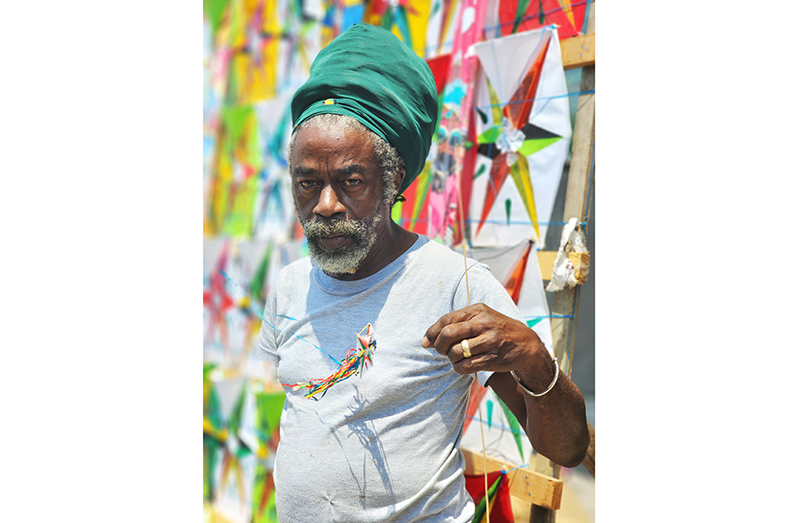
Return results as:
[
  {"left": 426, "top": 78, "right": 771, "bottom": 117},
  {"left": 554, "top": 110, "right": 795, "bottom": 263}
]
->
[{"left": 291, "top": 23, "right": 439, "bottom": 193}]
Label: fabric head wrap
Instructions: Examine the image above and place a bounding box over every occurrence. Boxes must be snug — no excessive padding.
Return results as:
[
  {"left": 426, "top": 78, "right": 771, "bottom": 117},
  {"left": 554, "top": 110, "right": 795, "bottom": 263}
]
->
[{"left": 291, "top": 23, "right": 438, "bottom": 193}]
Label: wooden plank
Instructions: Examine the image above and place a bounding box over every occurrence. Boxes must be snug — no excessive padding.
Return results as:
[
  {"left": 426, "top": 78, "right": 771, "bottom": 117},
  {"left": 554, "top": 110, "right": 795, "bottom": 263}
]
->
[
  {"left": 537, "top": 250, "right": 557, "bottom": 281},
  {"left": 545, "top": 64, "right": 595, "bottom": 367},
  {"left": 532, "top": 5, "right": 596, "bottom": 521},
  {"left": 561, "top": 34, "right": 595, "bottom": 70},
  {"left": 532, "top": 62, "right": 594, "bottom": 523},
  {"left": 461, "top": 448, "right": 563, "bottom": 510}
]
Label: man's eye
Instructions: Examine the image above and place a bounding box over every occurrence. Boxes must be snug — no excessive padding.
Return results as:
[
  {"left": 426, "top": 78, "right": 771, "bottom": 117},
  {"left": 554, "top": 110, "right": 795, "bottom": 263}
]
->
[
  {"left": 341, "top": 179, "right": 362, "bottom": 187},
  {"left": 298, "top": 180, "right": 318, "bottom": 189}
]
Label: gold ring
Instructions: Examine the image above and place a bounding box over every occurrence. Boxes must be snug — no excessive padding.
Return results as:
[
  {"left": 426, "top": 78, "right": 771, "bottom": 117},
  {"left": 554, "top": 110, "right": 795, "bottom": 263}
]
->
[{"left": 461, "top": 339, "right": 471, "bottom": 358}]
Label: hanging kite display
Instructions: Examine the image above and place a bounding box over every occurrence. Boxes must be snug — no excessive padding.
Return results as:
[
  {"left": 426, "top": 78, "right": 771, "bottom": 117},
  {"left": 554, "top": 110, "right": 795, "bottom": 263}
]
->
[
  {"left": 204, "top": 3, "right": 592, "bottom": 519},
  {"left": 283, "top": 323, "right": 377, "bottom": 400}
]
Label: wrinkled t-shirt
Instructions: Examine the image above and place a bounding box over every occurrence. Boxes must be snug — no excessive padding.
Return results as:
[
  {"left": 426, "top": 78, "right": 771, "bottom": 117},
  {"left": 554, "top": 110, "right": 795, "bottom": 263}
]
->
[{"left": 257, "top": 235, "right": 526, "bottom": 522}]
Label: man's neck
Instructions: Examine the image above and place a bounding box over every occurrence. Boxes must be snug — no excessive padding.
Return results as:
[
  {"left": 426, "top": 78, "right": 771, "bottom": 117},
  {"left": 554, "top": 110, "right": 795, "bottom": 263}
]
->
[{"left": 326, "top": 224, "right": 417, "bottom": 281}]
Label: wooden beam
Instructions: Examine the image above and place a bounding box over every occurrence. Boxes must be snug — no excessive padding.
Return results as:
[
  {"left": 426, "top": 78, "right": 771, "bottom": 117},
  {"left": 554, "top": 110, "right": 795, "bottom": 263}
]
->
[
  {"left": 532, "top": 5, "right": 596, "bottom": 522},
  {"left": 561, "top": 34, "right": 595, "bottom": 70},
  {"left": 461, "top": 448, "right": 563, "bottom": 510},
  {"left": 532, "top": 63, "right": 595, "bottom": 523}
]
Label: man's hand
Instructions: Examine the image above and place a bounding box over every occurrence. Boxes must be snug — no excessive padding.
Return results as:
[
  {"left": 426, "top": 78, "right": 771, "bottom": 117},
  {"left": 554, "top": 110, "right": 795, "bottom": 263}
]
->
[
  {"left": 421, "top": 303, "right": 552, "bottom": 388},
  {"left": 422, "top": 302, "right": 590, "bottom": 468}
]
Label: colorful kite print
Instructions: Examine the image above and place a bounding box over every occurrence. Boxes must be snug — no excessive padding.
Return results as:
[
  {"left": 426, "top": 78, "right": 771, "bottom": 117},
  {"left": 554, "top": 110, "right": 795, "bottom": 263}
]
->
[{"left": 283, "top": 323, "right": 377, "bottom": 400}]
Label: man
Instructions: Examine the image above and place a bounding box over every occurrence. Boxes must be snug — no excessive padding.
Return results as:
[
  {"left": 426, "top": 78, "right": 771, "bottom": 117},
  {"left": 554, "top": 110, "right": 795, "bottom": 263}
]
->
[{"left": 257, "top": 23, "right": 589, "bottom": 522}]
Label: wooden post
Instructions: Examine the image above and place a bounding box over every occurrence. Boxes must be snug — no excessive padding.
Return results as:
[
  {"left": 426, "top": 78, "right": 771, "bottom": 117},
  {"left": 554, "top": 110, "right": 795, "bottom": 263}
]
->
[{"left": 530, "top": 4, "right": 596, "bottom": 522}]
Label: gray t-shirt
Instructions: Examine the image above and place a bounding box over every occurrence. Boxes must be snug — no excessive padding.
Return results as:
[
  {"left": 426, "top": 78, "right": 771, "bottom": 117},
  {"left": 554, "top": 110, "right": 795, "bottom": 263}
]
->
[{"left": 257, "top": 235, "right": 526, "bottom": 522}]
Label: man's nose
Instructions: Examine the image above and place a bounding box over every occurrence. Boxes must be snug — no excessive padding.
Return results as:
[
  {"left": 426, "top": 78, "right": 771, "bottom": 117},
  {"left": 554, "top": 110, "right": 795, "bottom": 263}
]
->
[{"left": 313, "top": 184, "right": 346, "bottom": 218}]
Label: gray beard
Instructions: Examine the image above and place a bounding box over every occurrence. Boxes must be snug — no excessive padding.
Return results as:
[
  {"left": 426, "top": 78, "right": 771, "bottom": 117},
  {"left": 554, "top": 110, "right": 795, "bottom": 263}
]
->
[{"left": 300, "top": 212, "right": 383, "bottom": 276}]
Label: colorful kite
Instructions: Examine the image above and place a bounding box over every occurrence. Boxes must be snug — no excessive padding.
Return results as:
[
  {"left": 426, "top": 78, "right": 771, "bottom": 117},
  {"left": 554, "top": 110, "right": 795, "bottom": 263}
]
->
[
  {"left": 226, "top": 0, "right": 281, "bottom": 105},
  {"left": 204, "top": 241, "right": 235, "bottom": 362},
  {"left": 250, "top": 386, "right": 285, "bottom": 523},
  {"left": 393, "top": 52, "right": 450, "bottom": 235},
  {"left": 488, "top": 0, "right": 588, "bottom": 40},
  {"left": 470, "top": 25, "right": 571, "bottom": 248},
  {"left": 230, "top": 240, "right": 275, "bottom": 374},
  {"left": 362, "top": 0, "right": 431, "bottom": 57},
  {"left": 217, "top": 381, "right": 254, "bottom": 514},
  {"left": 425, "top": 0, "right": 462, "bottom": 56},
  {"left": 426, "top": 0, "right": 489, "bottom": 245},
  {"left": 203, "top": 363, "right": 227, "bottom": 502},
  {"left": 253, "top": 95, "right": 295, "bottom": 241}
]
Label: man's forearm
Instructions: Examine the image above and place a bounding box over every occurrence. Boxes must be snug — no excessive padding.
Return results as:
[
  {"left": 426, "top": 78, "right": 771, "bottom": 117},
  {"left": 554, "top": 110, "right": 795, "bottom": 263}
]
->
[{"left": 489, "top": 370, "right": 589, "bottom": 468}]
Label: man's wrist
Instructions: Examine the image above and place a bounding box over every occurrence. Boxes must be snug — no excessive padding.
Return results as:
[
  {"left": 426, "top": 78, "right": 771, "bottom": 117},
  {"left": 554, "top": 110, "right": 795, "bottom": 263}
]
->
[{"left": 511, "top": 353, "right": 559, "bottom": 397}]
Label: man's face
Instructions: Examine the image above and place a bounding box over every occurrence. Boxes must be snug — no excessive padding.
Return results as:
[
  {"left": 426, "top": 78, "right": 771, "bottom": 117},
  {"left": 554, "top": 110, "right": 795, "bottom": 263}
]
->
[{"left": 290, "top": 124, "right": 391, "bottom": 277}]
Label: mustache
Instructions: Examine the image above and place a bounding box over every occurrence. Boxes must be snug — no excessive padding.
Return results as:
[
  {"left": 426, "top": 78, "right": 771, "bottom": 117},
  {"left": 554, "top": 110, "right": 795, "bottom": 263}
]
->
[{"left": 301, "top": 216, "right": 368, "bottom": 238}]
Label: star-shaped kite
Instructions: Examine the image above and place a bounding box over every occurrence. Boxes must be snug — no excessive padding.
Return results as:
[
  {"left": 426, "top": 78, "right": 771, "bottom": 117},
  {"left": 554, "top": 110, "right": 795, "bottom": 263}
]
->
[
  {"left": 470, "top": 25, "right": 572, "bottom": 247},
  {"left": 473, "top": 33, "right": 559, "bottom": 242}
]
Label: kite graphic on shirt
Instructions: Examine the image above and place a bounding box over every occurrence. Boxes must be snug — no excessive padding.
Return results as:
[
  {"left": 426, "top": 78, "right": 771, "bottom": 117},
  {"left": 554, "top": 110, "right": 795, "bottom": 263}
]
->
[{"left": 284, "top": 323, "right": 377, "bottom": 400}]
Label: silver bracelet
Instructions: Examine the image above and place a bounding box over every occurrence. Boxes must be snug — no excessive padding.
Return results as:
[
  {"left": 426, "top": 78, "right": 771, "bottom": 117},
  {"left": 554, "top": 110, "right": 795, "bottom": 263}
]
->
[{"left": 510, "top": 357, "right": 559, "bottom": 397}]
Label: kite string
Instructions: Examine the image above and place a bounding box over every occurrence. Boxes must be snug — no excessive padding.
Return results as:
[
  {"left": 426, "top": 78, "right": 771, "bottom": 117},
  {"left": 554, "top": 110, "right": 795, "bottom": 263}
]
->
[
  {"left": 455, "top": 154, "right": 489, "bottom": 523},
  {"left": 462, "top": 241, "right": 490, "bottom": 523}
]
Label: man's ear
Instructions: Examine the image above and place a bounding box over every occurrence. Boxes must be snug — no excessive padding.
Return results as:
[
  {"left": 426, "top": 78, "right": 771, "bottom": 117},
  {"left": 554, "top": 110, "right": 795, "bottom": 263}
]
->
[{"left": 393, "top": 168, "right": 406, "bottom": 197}]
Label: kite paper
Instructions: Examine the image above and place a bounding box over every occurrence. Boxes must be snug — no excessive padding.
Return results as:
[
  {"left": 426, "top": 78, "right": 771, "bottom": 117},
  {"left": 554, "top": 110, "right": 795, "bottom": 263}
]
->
[
  {"left": 469, "top": 25, "right": 571, "bottom": 248},
  {"left": 204, "top": 237, "right": 308, "bottom": 377},
  {"left": 205, "top": 104, "right": 265, "bottom": 237},
  {"left": 217, "top": 379, "right": 253, "bottom": 516},
  {"left": 461, "top": 387, "right": 533, "bottom": 466},
  {"left": 546, "top": 216, "right": 589, "bottom": 292}
]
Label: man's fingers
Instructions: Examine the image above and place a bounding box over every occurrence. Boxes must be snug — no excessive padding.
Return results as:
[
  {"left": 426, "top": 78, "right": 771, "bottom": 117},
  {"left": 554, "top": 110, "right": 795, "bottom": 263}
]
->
[{"left": 421, "top": 305, "right": 482, "bottom": 349}]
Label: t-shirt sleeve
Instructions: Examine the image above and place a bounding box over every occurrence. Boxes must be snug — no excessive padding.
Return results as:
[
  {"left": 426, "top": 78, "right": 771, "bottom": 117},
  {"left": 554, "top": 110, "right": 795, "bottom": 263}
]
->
[
  {"left": 256, "top": 291, "right": 279, "bottom": 366},
  {"left": 453, "top": 261, "right": 531, "bottom": 388}
]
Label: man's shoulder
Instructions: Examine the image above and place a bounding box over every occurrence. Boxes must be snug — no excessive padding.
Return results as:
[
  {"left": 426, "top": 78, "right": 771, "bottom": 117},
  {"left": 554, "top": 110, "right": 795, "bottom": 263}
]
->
[
  {"left": 412, "top": 236, "right": 493, "bottom": 276},
  {"left": 413, "top": 236, "right": 468, "bottom": 264}
]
